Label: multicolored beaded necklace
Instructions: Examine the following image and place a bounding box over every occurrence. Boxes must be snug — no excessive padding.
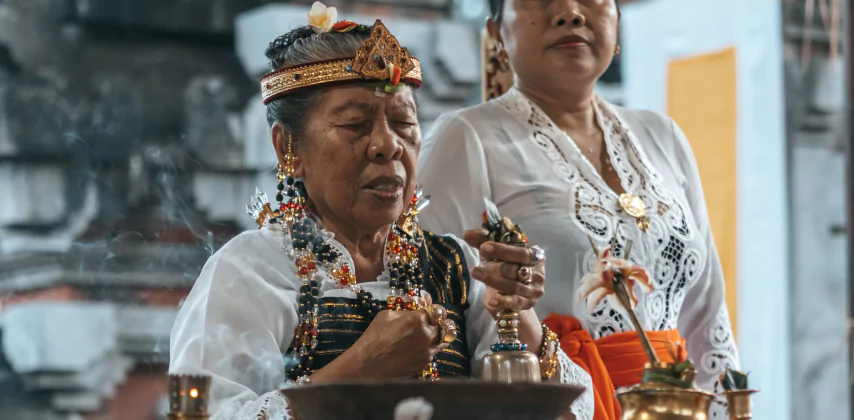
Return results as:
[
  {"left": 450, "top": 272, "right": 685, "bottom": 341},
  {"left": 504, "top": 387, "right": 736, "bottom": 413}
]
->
[{"left": 267, "top": 176, "right": 438, "bottom": 382}]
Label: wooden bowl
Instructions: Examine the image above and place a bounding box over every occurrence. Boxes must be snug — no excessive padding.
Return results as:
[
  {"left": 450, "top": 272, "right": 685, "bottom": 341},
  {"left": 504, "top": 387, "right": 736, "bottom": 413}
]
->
[{"left": 281, "top": 379, "right": 583, "bottom": 420}]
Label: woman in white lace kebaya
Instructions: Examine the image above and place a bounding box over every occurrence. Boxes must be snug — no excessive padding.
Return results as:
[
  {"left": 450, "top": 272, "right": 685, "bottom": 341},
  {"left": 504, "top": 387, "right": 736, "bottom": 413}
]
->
[
  {"left": 169, "top": 5, "right": 592, "bottom": 420},
  {"left": 417, "top": 1, "right": 739, "bottom": 419}
]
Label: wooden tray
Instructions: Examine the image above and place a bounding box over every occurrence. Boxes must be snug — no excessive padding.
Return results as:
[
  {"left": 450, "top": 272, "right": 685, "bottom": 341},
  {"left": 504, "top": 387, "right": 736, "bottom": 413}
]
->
[{"left": 282, "top": 379, "right": 583, "bottom": 420}]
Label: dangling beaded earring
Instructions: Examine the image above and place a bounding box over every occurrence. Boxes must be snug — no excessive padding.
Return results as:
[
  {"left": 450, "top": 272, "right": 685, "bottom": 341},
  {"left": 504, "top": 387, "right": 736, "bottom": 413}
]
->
[
  {"left": 277, "top": 132, "right": 306, "bottom": 222},
  {"left": 276, "top": 163, "right": 287, "bottom": 209},
  {"left": 498, "top": 48, "right": 509, "bottom": 63},
  {"left": 614, "top": 44, "right": 621, "bottom": 55}
]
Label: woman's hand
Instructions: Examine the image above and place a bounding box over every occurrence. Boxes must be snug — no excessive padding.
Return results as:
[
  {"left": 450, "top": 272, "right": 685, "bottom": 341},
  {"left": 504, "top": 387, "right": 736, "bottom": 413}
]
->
[
  {"left": 464, "top": 228, "right": 546, "bottom": 355},
  {"left": 315, "top": 309, "right": 443, "bottom": 382},
  {"left": 464, "top": 228, "right": 546, "bottom": 315}
]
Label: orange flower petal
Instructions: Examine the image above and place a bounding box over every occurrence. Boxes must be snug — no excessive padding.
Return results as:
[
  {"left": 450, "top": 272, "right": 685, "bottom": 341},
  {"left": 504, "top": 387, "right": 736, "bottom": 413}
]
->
[
  {"left": 390, "top": 65, "right": 402, "bottom": 86},
  {"left": 332, "top": 20, "right": 357, "bottom": 32},
  {"left": 630, "top": 269, "right": 652, "bottom": 293},
  {"left": 601, "top": 268, "right": 615, "bottom": 288}
]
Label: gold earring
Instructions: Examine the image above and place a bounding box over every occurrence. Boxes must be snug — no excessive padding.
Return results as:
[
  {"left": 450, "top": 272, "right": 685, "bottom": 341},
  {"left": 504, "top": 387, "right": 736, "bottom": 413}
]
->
[
  {"left": 498, "top": 49, "right": 509, "bottom": 63},
  {"left": 284, "top": 132, "right": 296, "bottom": 177},
  {"left": 614, "top": 45, "right": 621, "bottom": 55},
  {"left": 276, "top": 132, "right": 301, "bottom": 216}
]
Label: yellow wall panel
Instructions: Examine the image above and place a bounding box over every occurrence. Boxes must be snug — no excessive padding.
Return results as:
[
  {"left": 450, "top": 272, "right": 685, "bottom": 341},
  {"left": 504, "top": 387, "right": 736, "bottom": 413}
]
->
[{"left": 666, "top": 47, "right": 738, "bottom": 337}]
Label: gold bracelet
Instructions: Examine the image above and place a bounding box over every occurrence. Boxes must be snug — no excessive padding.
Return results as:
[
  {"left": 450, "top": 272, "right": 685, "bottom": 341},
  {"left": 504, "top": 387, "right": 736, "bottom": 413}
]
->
[{"left": 539, "top": 323, "right": 559, "bottom": 380}]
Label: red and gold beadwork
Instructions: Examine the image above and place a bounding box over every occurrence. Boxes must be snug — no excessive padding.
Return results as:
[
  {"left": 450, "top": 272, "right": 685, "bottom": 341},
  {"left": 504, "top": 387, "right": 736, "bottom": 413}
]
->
[{"left": 283, "top": 191, "right": 442, "bottom": 382}]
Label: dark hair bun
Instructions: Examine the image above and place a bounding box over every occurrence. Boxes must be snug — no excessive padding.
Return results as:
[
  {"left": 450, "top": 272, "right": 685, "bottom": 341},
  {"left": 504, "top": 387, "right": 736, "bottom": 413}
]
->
[{"left": 265, "top": 26, "right": 316, "bottom": 69}]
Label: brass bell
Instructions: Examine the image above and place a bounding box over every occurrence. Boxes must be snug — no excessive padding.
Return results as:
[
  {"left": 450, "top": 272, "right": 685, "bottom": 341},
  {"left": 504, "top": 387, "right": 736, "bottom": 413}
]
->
[
  {"left": 478, "top": 309, "right": 541, "bottom": 383},
  {"left": 477, "top": 199, "right": 541, "bottom": 382}
]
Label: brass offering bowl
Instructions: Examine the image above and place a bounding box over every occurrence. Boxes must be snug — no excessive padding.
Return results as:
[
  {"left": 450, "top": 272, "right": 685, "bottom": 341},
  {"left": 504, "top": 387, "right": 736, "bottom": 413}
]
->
[
  {"left": 617, "top": 380, "right": 715, "bottom": 420},
  {"left": 281, "top": 380, "right": 584, "bottom": 420},
  {"left": 600, "top": 242, "right": 714, "bottom": 420}
]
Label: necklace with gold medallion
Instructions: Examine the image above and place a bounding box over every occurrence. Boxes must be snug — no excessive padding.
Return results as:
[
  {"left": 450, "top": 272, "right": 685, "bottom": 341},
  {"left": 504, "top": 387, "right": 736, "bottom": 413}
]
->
[{"left": 564, "top": 136, "right": 651, "bottom": 233}]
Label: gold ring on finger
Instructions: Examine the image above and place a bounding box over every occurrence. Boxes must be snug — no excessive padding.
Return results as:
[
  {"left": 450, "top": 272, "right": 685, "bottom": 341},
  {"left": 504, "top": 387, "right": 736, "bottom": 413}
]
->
[
  {"left": 517, "top": 266, "right": 533, "bottom": 284},
  {"left": 439, "top": 319, "right": 458, "bottom": 344},
  {"left": 428, "top": 304, "right": 447, "bottom": 326}
]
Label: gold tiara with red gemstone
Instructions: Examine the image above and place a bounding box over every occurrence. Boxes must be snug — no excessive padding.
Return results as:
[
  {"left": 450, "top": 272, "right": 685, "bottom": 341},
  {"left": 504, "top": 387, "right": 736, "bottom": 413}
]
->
[{"left": 260, "top": 19, "right": 422, "bottom": 104}]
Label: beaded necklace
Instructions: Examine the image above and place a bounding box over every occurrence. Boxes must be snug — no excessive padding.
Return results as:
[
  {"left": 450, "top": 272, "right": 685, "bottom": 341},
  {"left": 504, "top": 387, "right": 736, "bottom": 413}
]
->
[{"left": 265, "top": 178, "right": 438, "bottom": 383}]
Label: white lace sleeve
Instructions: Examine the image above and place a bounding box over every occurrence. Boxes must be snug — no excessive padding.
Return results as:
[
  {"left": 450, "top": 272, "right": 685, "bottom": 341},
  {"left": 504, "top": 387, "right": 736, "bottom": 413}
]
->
[
  {"left": 229, "top": 391, "right": 291, "bottom": 420},
  {"left": 169, "top": 230, "right": 302, "bottom": 420},
  {"left": 668, "top": 119, "right": 739, "bottom": 418},
  {"left": 557, "top": 349, "right": 594, "bottom": 420}
]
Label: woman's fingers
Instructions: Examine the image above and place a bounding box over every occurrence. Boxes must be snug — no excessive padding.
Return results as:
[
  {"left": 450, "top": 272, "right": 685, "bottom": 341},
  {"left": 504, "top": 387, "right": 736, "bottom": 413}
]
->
[
  {"left": 471, "top": 263, "right": 545, "bottom": 298},
  {"left": 485, "top": 292, "right": 535, "bottom": 312},
  {"left": 479, "top": 241, "right": 545, "bottom": 267},
  {"left": 463, "top": 228, "right": 490, "bottom": 249}
]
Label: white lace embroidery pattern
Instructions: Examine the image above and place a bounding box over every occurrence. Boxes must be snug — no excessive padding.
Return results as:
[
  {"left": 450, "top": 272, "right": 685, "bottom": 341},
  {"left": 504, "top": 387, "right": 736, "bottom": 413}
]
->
[
  {"left": 230, "top": 390, "right": 290, "bottom": 420},
  {"left": 560, "top": 350, "right": 594, "bottom": 420},
  {"left": 495, "top": 88, "right": 738, "bottom": 396}
]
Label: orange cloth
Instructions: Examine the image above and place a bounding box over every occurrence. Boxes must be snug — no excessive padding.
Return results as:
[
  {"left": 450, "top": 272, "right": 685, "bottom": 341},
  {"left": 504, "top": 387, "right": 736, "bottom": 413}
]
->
[{"left": 544, "top": 314, "right": 687, "bottom": 420}]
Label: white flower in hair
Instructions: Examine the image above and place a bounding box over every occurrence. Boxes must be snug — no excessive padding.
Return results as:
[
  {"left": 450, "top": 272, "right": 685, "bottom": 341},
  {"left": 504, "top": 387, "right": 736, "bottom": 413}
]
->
[{"left": 307, "top": 1, "right": 338, "bottom": 34}]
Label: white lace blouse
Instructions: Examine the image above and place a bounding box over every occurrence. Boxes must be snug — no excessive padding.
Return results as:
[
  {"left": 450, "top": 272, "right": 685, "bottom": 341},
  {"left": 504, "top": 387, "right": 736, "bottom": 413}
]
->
[
  {"left": 169, "top": 222, "right": 594, "bottom": 420},
  {"left": 417, "top": 87, "right": 739, "bottom": 417}
]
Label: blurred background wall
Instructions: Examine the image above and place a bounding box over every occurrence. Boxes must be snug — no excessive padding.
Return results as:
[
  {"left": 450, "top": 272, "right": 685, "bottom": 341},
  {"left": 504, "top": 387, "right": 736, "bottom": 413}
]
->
[{"left": 0, "top": 0, "right": 847, "bottom": 419}]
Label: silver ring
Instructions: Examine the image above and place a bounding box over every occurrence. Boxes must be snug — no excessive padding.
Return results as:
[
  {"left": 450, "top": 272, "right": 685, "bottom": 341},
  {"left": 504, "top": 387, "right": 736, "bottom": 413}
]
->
[
  {"left": 529, "top": 245, "right": 546, "bottom": 266},
  {"left": 517, "top": 266, "right": 533, "bottom": 284}
]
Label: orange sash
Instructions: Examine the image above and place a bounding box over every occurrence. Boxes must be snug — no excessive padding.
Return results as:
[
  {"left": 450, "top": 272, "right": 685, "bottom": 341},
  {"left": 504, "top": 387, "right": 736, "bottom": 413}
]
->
[{"left": 543, "top": 314, "right": 687, "bottom": 420}]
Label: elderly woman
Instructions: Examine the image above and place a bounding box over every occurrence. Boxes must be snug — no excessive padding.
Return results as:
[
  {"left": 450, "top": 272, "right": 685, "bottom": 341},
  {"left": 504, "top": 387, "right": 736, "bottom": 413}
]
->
[
  {"left": 417, "top": 1, "right": 739, "bottom": 419},
  {"left": 169, "top": 4, "right": 592, "bottom": 420}
]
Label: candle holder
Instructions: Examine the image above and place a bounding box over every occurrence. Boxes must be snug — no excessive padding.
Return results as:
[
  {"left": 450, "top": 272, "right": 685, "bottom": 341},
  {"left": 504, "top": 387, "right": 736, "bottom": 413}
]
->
[
  {"left": 722, "top": 389, "right": 757, "bottom": 420},
  {"left": 168, "top": 374, "right": 212, "bottom": 420},
  {"left": 719, "top": 368, "right": 758, "bottom": 419}
]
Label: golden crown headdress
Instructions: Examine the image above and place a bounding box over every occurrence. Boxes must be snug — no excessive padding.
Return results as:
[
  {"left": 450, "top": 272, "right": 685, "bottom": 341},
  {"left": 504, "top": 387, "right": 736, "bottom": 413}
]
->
[{"left": 260, "top": 5, "right": 422, "bottom": 104}]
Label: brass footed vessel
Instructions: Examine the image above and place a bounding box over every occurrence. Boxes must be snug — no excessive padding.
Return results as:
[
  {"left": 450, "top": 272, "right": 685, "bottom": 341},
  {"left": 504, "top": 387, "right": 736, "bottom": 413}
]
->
[
  {"left": 600, "top": 239, "right": 714, "bottom": 420},
  {"left": 617, "top": 362, "right": 714, "bottom": 420}
]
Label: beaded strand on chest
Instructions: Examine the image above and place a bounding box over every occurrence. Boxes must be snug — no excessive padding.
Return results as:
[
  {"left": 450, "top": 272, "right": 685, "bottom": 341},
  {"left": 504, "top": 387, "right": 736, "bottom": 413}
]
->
[{"left": 281, "top": 189, "right": 440, "bottom": 382}]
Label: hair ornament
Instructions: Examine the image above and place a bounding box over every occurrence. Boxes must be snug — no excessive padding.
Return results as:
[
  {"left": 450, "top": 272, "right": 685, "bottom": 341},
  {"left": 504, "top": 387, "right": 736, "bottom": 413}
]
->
[{"left": 261, "top": 4, "right": 422, "bottom": 104}]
